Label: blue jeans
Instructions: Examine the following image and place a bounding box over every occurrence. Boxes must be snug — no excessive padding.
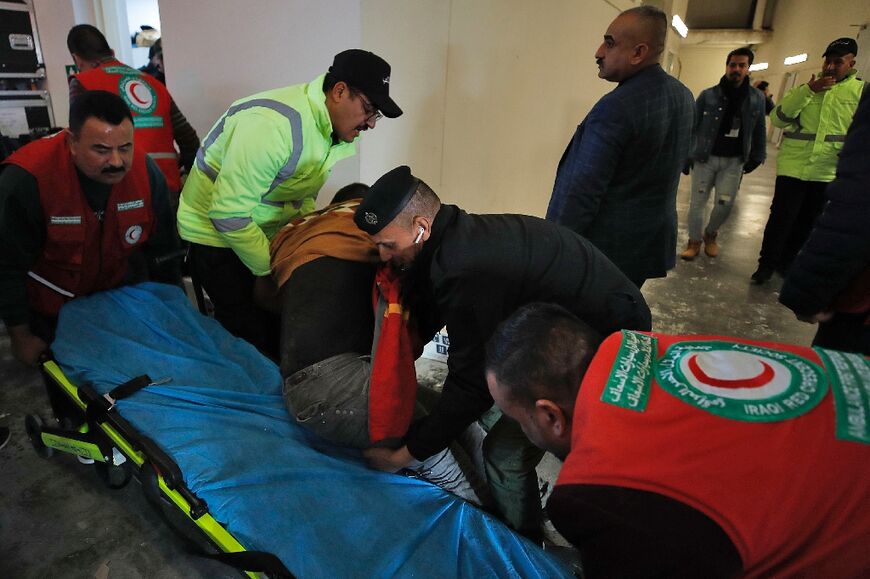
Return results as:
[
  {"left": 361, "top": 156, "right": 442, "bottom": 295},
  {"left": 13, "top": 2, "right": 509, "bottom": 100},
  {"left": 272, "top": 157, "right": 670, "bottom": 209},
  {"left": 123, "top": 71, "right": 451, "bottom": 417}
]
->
[{"left": 687, "top": 155, "right": 744, "bottom": 240}]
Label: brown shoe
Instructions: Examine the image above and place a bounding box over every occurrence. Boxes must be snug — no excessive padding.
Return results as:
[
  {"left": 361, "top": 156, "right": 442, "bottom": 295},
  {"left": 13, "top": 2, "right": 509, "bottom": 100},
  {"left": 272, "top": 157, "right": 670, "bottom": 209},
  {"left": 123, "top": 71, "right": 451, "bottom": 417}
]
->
[
  {"left": 680, "top": 239, "right": 702, "bottom": 260},
  {"left": 703, "top": 232, "right": 719, "bottom": 257}
]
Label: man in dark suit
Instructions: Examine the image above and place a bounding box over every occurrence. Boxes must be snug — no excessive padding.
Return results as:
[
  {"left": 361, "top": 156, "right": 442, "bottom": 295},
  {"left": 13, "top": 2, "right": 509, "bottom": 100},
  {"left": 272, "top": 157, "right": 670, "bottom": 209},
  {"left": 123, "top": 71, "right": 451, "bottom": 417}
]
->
[{"left": 546, "top": 5, "right": 694, "bottom": 288}]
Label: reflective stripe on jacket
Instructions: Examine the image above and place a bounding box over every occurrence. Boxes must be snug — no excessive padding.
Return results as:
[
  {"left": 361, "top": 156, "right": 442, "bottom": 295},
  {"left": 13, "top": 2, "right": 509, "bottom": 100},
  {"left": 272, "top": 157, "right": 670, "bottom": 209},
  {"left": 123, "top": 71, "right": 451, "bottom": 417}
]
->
[
  {"left": 771, "top": 70, "right": 865, "bottom": 182},
  {"left": 74, "top": 59, "right": 180, "bottom": 192},
  {"left": 177, "top": 74, "right": 356, "bottom": 275}
]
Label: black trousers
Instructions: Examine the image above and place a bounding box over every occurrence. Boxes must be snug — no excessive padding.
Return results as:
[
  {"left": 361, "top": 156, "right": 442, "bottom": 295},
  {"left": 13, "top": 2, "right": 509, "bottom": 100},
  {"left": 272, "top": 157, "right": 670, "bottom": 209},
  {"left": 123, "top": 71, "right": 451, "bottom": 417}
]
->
[
  {"left": 813, "top": 312, "right": 870, "bottom": 355},
  {"left": 187, "top": 242, "right": 280, "bottom": 360},
  {"left": 757, "top": 176, "right": 828, "bottom": 270}
]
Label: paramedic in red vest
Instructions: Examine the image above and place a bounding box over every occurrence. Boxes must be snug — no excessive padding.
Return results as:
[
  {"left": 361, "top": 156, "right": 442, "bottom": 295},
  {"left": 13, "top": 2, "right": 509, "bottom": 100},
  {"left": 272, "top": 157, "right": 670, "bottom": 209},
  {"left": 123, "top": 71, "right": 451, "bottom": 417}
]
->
[
  {"left": 486, "top": 302, "right": 870, "bottom": 579},
  {"left": 67, "top": 24, "right": 199, "bottom": 197},
  {"left": 0, "top": 91, "right": 182, "bottom": 367}
]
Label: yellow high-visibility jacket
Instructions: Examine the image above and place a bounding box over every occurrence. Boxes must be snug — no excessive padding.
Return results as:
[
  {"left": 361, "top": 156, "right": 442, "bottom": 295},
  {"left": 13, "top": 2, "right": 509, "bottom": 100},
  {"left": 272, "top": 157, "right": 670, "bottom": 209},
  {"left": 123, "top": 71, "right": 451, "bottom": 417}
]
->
[{"left": 177, "top": 74, "right": 355, "bottom": 275}]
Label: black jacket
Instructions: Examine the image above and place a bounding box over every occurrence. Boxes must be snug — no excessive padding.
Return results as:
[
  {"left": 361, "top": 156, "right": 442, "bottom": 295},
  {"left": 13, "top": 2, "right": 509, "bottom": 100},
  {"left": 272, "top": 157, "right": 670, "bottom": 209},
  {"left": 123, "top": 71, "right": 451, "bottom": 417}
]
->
[
  {"left": 404, "top": 205, "right": 652, "bottom": 459},
  {"left": 780, "top": 88, "right": 870, "bottom": 319}
]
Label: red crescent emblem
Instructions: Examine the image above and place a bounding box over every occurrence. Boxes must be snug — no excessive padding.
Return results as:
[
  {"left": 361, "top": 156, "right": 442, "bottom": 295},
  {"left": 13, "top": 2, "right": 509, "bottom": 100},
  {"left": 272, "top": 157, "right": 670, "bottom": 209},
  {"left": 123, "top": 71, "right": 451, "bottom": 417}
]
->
[
  {"left": 688, "top": 354, "right": 775, "bottom": 388},
  {"left": 129, "top": 82, "right": 150, "bottom": 105}
]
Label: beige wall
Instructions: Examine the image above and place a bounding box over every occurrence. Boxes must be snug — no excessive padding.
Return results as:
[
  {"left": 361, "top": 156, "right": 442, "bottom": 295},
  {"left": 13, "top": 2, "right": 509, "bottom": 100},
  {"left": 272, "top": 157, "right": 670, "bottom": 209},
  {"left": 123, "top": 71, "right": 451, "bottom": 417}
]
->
[
  {"left": 33, "top": 0, "right": 701, "bottom": 216},
  {"left": 158, "top": 0, "right": 636, "bottom": 214},
  {"left": 679, "top": 45, "right": 733, "bottom": 97},
  {"left": 159, "top": 0, "right": 363, "bottom": 202},
  {"left": 31, "top": 0, "right": 77, "bottom": 128},
  {"left": 751, "top": 0, "right": 870, "bottom": 103},
  {"left": 361, "top": 0, "right": 642, "bottom": 215}
]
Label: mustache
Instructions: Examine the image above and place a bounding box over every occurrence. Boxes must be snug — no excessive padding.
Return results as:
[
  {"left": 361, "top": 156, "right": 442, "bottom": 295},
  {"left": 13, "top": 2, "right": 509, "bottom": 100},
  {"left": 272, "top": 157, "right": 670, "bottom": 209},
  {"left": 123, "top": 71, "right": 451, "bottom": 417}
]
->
[
  {"left": 102, "top": 165, "right": 126, "bottom": 174},
  {"left": 596, "top": 58, "right": 603, "bottom": 66}
]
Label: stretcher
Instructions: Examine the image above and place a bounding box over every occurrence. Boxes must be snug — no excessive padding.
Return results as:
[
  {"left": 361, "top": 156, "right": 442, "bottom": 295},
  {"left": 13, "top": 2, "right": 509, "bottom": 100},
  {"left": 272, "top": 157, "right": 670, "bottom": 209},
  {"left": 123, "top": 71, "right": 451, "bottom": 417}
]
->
[{"left": 24, "top": 282, "right": 571, "bottom": 578}]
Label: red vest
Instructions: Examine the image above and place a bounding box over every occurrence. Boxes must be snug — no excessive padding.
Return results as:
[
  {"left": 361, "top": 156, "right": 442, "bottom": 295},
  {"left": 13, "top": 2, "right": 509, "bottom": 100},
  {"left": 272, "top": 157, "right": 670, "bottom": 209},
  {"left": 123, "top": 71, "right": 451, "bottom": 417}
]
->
[
  {"left": 3, "top": 132, "right": 154, "bottom": 316},
  {"left": 74, "top": 60, "right": 180, "bottom": 192},
  {"left": 557, "top": 331, "right": 870, "bottom": 578}
]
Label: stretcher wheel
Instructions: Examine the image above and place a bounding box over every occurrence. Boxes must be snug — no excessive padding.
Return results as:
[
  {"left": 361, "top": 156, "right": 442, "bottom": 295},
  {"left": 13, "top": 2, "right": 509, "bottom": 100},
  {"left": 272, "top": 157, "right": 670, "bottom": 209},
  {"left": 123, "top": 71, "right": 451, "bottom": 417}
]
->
[
  {"left": 95, "top": 456, "right": 133, "bottom": 489},
  {"left": 24, "top": 414, "right": 54, "bottom": 459}
]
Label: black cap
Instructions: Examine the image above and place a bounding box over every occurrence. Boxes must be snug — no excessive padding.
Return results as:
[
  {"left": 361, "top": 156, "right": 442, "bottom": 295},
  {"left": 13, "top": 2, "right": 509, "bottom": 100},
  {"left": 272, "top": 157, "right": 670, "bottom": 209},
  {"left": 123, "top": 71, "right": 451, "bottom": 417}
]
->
[
  {"left": 354, "top": 166, "right": 419, "bottom": 234},
  {"left": 330, "top": 49, "right": 402, "bottom": 118},
  {"left": 823, "top": 38, "right": 857, "bottom": 57}
]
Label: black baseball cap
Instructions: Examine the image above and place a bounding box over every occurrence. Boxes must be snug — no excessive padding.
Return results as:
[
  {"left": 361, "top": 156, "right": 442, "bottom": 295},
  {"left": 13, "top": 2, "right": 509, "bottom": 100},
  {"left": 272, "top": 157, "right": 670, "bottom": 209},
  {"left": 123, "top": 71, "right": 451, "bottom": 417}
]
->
[
  {"left": 330, "top": 49, "right": 402, "bottom": 118},
  {"left": 823, "top": 38, "right": 857, "bottom": 57},
  {"left": 354, "top": 166, "right": 419, "bottom": 234}
]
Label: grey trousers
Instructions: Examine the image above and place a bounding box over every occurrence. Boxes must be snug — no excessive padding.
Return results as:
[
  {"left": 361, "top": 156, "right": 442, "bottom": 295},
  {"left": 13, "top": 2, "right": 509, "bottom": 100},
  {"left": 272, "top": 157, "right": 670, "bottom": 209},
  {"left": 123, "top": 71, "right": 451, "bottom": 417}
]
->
[{"left": 283, "top": 353, "right": 491, "bottom": 508}]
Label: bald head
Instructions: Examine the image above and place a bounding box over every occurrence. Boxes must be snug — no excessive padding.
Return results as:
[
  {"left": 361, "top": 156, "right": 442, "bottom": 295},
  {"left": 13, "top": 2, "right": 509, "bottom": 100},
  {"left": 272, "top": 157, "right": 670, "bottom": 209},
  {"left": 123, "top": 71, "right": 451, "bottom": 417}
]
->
[
  {"left": 595, "top": 5, "right": 667, "bottom": 82},
  {"left": 621, "top": 6, "right": 667, "bottom": 59}
]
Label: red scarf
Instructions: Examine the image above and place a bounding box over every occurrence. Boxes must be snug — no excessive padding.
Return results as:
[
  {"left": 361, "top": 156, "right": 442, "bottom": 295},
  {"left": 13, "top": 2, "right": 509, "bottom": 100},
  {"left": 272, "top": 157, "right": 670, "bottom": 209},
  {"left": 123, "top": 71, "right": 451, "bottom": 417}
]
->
[{"left": 369, "top": 265, "right": 422, "bottom": 444}]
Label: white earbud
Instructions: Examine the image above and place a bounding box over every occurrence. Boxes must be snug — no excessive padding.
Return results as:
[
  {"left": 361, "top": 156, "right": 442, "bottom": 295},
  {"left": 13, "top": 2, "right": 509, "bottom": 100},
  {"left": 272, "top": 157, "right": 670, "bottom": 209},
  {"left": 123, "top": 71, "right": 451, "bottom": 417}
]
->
[{"left": 413, "top": 227, "right": 425, "bottom": 244}]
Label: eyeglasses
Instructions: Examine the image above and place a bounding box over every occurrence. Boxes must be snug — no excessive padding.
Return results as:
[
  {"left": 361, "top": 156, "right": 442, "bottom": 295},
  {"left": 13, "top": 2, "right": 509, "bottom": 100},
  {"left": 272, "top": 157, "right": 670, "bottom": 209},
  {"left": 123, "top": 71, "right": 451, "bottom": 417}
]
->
[{"left": 355, "top": 92, "right": 383, "bottom": 122}]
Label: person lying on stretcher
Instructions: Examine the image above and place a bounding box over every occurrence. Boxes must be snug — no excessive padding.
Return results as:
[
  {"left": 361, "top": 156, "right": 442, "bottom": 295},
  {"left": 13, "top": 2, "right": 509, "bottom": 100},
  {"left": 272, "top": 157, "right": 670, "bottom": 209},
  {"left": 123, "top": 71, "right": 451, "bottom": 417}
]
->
[{"left": 256, "top": 183, "right": 491, "bottom": 507}]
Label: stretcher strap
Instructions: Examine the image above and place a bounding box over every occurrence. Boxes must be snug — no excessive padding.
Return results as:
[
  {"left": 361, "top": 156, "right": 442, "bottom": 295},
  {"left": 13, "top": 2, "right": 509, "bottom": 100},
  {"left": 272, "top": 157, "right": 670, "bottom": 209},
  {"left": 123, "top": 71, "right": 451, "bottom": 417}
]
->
[
  {"left": 109, "top": 374, "right": 155, "bottom": 401},
  {"left": 141, "top": 464, "right": 294, "bottom": 578},
  {"left": 204, "top": 551, "right": 295, "bottom": 578}
]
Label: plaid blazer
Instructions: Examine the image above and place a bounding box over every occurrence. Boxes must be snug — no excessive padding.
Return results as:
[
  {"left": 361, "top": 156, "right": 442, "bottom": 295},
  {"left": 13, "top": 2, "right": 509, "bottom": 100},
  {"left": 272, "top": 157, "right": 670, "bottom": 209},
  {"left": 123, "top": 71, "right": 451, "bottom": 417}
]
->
[{"left": 547, "top": 65, "right": 694, "bottom": 282}]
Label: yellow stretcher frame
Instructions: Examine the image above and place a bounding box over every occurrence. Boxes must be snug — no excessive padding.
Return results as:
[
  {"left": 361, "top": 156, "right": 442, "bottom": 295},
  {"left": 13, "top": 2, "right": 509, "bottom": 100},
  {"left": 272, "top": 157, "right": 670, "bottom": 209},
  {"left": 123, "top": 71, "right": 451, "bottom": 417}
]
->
[{"left": 36, "top": 360, "right": 268, "bottom": 579}]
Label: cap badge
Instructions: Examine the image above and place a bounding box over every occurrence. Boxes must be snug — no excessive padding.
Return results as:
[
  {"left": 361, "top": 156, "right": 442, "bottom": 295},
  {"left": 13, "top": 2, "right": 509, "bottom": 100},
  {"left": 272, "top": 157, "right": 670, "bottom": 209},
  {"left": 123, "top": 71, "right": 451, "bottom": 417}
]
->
[
  {"left": 382, "top": 76, "right": 390, "bottom": 85},
  {"left": 364, "top": 212, "right": 378, "bottom": 225}
]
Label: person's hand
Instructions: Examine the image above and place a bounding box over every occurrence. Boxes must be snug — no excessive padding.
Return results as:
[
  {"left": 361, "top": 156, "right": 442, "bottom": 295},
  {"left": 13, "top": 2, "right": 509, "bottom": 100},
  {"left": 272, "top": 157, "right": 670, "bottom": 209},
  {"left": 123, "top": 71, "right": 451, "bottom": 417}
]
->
[
  {"left": 252, "top": 274, "right": 281, "bottom": 313},
  {"left": 682, "top": 160, "right": 693, "bottom": 176},
  {"left": 743, "top": 160, "right": 761, "bottom": 174},
  {"left": 363, "top": 445, "right": 414, "bottom": 472},
  {"left": 8, "top": 324, "right": 48, "bottom": 367},
  {"left": 807, "top": 73, "right": 835, "bottom": 93},
  {"left": 795, "top": 310, "right": 834, "bottom": 324}
]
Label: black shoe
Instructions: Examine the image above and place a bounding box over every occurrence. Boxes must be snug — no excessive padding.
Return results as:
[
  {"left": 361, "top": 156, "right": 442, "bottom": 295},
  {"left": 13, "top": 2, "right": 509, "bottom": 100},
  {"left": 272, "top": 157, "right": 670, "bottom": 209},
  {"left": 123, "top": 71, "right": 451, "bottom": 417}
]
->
[
  {"left": 751, "top": 265, "right": 774, "bottom": 285},
  {"left": 0, "top": 426, "right": 10, "bottom": 451}
]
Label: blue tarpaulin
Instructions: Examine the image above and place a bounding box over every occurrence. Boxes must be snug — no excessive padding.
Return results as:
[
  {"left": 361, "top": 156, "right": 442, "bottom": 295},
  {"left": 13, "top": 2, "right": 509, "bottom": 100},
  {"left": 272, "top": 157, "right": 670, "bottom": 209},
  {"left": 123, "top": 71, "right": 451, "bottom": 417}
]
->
[{"left": 52, "top": 283, "right": 570, "bottom": 578}]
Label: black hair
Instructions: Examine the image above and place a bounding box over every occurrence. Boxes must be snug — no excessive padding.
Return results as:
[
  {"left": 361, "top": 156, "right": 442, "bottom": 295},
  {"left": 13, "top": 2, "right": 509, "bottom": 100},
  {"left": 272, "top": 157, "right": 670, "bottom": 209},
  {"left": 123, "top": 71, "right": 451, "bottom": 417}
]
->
[
  {"left": 323, "top": 72, "right": 341, "bottom": 93},
  {"left": 148, "top": 37, "right": 163, "bottom": 60},
  {"left": 727, "top": 47, "right": 755, "bottom": 66},
  {"left": 330, "top": 182, "right": 370, "bottom": 204},
  {"left": 67, "top": 24, "right": 112, "bottom": 61},
  {"left": 756, "top": 80, "right": 769, "bottom": 90},
  {"left": 69, "top": 91, "right": 133, "bottom": 135},
  {"left": 323, "top": 72, "right": 365, "bottom": 97},
  {"left": 485, "top": 303, "right": 603, "bottom": 407},
  {"left": 397, "top": 179, "right": 440, "bottom": 228}
]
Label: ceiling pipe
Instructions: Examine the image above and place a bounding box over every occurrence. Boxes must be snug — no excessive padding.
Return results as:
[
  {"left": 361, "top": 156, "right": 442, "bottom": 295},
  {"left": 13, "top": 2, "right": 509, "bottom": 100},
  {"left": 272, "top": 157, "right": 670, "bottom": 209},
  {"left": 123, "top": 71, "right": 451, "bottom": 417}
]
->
[{"left": 752, "top": 0, "right": 768, "bottom": 31}]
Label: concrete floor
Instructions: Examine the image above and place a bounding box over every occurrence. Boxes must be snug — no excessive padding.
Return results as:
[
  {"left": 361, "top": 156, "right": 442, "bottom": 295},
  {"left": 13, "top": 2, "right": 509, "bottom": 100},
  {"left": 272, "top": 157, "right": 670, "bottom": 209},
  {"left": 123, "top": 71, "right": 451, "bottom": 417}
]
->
[{"left": 0, "top": 150, "right": 816, "bottom": 578}]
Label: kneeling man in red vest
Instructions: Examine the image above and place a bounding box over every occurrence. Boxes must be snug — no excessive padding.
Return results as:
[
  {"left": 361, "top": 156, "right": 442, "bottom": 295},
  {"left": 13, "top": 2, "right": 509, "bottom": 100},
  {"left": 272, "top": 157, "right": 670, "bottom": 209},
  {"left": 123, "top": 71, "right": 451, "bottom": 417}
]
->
[
  {"left": 485, "top": 302, "right": 869, "bottom": 578},
  {"left": 0, "top": 90, "right": 182, "bottom": 366}
]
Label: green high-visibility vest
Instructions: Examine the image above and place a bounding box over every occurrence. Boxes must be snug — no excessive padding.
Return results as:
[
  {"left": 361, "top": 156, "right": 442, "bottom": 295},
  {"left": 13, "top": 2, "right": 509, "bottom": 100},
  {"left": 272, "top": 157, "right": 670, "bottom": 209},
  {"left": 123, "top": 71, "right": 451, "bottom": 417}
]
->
[
  {"left": 177, "top": 74, "right": 356, "bottom": 275},
  {"left": 771, "top": 70, "right": 865, "bottom": 183}
]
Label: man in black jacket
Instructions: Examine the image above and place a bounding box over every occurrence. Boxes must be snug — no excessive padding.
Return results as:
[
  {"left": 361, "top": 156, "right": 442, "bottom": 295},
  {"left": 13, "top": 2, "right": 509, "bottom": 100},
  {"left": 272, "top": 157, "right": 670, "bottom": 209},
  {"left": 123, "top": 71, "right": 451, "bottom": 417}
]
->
[
  {"left": 779, "top": 90, "right": 870, "bottom": 354},
  {"left": 354, "top": 165, "right": 651, "bottom": 539}
]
